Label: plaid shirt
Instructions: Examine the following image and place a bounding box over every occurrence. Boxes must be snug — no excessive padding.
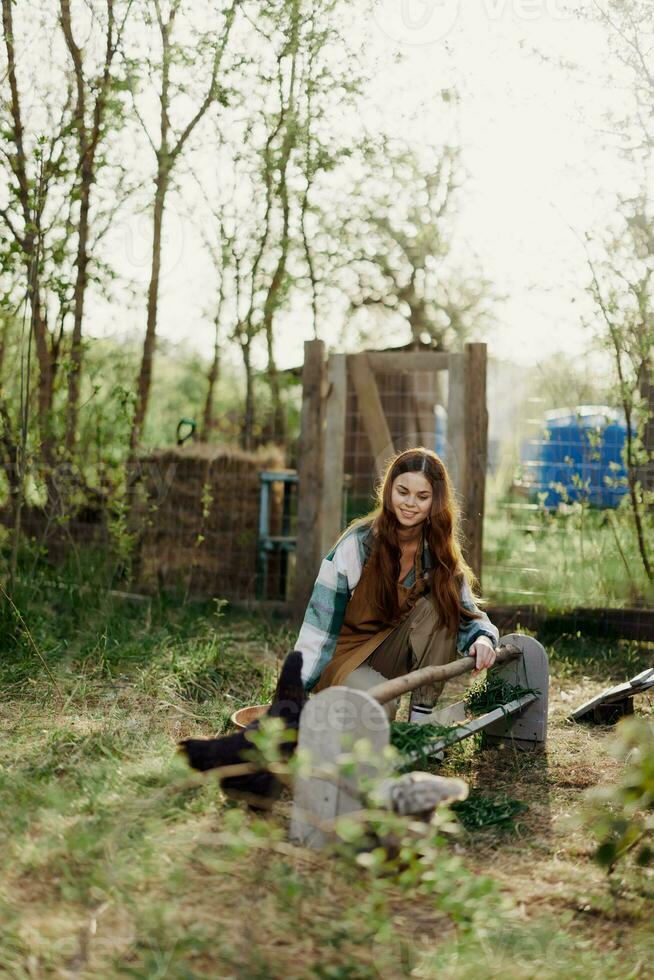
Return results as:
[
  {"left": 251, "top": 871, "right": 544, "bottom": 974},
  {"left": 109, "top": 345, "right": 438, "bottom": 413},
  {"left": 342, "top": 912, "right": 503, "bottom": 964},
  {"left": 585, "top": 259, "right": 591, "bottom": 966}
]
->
[{"left": 297, "top": 523, "right": 500, "bottom": 691}]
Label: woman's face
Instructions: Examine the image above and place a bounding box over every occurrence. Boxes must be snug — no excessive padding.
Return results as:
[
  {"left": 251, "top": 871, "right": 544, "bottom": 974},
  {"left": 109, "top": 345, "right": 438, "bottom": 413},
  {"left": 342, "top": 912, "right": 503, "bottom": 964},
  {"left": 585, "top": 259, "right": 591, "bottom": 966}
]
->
[{"left": 390, "top": 471, "right": 433, "bottom": 530}]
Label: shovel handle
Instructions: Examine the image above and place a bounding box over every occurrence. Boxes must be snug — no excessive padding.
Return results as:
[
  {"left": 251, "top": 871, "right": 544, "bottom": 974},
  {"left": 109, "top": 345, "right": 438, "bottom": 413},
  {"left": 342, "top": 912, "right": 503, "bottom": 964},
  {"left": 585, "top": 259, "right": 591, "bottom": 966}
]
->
[{"left": 367, "top": 643, "right": 522, "bottom": 706}]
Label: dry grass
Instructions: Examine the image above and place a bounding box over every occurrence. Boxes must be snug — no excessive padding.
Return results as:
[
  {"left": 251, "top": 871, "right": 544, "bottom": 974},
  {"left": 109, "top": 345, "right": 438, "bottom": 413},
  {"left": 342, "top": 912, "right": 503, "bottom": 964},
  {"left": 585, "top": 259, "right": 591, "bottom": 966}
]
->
[
  {"left": 1, "top": 589, "right": 652, "bottom": 978},
  {"left": 438, "top": 669, "right": 654, "bottom": 953}
]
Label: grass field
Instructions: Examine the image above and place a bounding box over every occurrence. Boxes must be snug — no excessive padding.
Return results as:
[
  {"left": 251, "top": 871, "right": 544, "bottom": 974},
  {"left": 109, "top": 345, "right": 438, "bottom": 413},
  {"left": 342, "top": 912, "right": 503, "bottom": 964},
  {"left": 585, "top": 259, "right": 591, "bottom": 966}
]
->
[
  {"left": 1, "top": 577, "right": 653, "bottom": 978},
  {"left": 483, "top": 498, "right": 654, "bottom": 608}
]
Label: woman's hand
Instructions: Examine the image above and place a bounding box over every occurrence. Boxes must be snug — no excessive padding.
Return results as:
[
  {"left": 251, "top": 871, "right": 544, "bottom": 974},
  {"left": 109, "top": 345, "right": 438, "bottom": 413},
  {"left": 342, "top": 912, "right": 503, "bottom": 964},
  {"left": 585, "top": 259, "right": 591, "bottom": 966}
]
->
[{"left": 468, "top": 635, "right": 497, "bottom": 676}]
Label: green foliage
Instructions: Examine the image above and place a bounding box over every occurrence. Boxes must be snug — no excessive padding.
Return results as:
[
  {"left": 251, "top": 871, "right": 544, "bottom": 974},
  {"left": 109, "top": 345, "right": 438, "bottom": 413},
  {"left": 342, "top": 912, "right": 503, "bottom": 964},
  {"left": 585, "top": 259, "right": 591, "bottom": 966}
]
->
[
  {"left": 334, "top": 806, "right": 504, "bottom": 932},
  {"left": 239, "top": 714, "right": 298, "bottom": 768},
  {"left": 452, "top": 791, "right": 529, "bottom": 832},
  {"left": 325, "top": 738, "right": 505, "bottom": 932},
  {"left": 463, "top": 674, "right": 540, "bottom": 715},
  {"left": 390, "top": 720, "right": 459, "bottom": 769},
  {"left": 0, "top": 563, "right": 653, "bottom": 976},
  {"left": 582, "top": 716, "right": 654, "bottom": 872},
  {"left": 484, "top": 494, "right": 654, "bottom": 608},
  {"left": 538, "top": 630, "right": 648, "bottom": 682},
  {"left": 0, "top": 558, "right": 274, "bottom": 717}
]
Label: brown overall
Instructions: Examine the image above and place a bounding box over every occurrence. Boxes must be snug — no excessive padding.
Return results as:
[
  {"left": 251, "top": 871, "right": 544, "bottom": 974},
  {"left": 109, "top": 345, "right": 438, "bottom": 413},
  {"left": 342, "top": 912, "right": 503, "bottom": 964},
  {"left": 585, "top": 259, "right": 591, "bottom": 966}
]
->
[{"left": 313, "top": 545, "right": 458, "bottom": 718}]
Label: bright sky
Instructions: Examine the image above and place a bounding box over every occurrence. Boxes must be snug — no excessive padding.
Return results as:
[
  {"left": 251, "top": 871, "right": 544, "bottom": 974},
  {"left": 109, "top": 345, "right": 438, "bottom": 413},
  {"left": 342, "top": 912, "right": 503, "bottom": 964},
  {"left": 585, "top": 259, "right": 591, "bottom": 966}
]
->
[
  {"left": 96, "top": 0, "right": 641, "bottom": 372},
  {"left": 344, "top": 0, "right": 637, "bottom": 367}
]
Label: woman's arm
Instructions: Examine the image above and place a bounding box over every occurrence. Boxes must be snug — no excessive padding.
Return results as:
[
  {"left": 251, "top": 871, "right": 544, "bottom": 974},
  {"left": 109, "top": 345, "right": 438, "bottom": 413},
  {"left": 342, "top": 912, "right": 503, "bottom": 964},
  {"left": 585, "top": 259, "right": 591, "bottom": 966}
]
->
[
  {"left": 456, "top": 578, "right": 500, "bottom": 654},
  {"left": 295, "top": 529, "right": 365, "bottom": 691}
]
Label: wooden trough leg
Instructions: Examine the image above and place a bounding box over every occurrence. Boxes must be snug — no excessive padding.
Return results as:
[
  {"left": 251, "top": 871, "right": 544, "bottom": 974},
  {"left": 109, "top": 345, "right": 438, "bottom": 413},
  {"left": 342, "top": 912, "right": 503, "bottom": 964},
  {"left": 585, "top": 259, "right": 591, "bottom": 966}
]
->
[
  {"left": 480, "top": 633, "right": 549, "bottom": 750},
  {"left": 289, "top": 687, "right": 390, "bottom": 849}
]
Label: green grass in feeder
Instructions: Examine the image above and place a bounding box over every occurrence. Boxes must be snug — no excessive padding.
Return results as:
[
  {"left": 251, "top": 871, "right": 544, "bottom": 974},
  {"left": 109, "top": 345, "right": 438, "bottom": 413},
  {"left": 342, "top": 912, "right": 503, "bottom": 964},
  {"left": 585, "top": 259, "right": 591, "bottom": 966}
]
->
[
  {"left": 464, "top": 673, "right": 540, "bottom": 717},
  {"left": 452, "top": 791, "right": 529, "bottom": 832},
  {"left": 390, "top": 720, "right": 459, "bottom": 769}
]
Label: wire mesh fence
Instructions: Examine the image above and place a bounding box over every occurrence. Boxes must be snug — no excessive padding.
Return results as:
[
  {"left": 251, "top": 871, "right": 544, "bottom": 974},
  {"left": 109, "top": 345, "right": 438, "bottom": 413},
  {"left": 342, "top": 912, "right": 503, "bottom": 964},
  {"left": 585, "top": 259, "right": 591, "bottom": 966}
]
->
[
  {"left": 343, "top": 365, "right": 444, "bottom": 524},
  {"left": 483, "top": 396, "right": 653, "bottom": 611},
  {"left": 2, "top": 359, "right": 650, "bottom": 616}
]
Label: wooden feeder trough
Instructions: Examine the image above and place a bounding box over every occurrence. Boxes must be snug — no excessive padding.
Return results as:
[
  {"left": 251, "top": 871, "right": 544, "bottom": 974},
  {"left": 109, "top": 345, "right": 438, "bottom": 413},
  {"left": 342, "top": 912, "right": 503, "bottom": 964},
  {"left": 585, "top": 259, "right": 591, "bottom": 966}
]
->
[
  {"left": 568, "top": 667, "right": 654, "bottom": 725},
  {"left": 290, "top": 633, "right": 548, "bottom": 849}
]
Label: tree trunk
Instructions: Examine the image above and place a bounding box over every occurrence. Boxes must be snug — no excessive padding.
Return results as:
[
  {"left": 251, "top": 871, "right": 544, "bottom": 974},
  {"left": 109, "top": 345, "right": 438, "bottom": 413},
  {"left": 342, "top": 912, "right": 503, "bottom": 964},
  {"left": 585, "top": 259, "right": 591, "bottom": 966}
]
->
[
  {"left": 241, "top": 335, "right": 254, "bottom": 450},
  {"left": 60, "top": 0, "right": 124, "bottom": 455},
  {"left": 1, "top": 0, "right": 54, "bottom": 471},
  {"left": 0, "top": 316, "right": 9, "bottom": 380},
  {"left": 261, "top": 180, "right": 290, "bottom": 444},
  {"left": 201, "top": 314, "right": 221, "bottom": 440},
  {"left": 127, "top": 0, "right": 234, "bottom": 461},
  {"left": 264, "top": 322, "right": 285, "bottom": 444},
  {"left": 30, "top": 284, "right": 56, "bottom": 475},
  {"left": 65, "top": 175, "right": 92, "bottom": 454},
  {"left": 617, "top": 363, "right": 652, "bottom": 582},
  {"left": 130, "top": 172, "right": 167, "bottom": 454}
]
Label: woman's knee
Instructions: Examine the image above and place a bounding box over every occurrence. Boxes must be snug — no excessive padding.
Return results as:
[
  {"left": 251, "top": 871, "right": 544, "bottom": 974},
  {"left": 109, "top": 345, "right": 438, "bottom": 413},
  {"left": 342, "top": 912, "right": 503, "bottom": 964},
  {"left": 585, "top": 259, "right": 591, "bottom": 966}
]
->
[
  {"left": 409, "top": 601, "right": 456, "bottom": 664},
  {"left": 408, "top": 595, "right": 439, "bottom": 639},
  {"left": 343, "top": 665, "right": 398, "bottom": 720}
]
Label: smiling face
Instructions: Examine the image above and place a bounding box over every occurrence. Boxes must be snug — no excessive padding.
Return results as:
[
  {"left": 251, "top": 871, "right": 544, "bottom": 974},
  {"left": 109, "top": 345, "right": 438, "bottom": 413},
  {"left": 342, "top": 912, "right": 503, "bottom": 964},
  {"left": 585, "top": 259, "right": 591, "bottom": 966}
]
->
[{"left": 390, "top": 471, "right": 433, "bottom": 530}]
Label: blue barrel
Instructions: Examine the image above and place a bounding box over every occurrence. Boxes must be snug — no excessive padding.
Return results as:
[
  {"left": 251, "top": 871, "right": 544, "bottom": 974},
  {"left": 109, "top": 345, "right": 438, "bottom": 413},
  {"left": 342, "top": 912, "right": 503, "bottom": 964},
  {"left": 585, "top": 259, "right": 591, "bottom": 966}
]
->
[{"left": 520, "top": 406, "right": 630, "bottom": 508}]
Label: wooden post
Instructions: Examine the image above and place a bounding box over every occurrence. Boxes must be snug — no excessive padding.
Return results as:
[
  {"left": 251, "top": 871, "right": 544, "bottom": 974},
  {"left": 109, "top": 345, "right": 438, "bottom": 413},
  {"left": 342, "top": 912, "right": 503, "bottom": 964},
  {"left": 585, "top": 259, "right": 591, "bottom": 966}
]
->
[
  {"left": 481, "top": 634, "right": 548, "bottom": 749},
  {"left": 348, "top": 353, "right": 395, "bottom": 477},
  {"left": 320, "top": 354, "right": 347, "bottom": 557},
  {"left": 446, "top": 351, "right": 466, "bottom": 490},
  {"left": 293, "top": 340, "right": 326, "bottom": 619},
  {"left": 463, "top": 343, "right": 488, "bottom": 584}
]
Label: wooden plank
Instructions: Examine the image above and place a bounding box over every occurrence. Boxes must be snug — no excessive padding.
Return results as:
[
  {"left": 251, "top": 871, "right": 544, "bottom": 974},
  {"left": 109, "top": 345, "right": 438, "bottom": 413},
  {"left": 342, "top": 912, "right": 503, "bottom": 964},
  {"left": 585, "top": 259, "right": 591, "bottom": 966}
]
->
[
  {"left": 569, "top": 688, "right": 626, "bottom": 720},
  {"left": 366, "top": 351, "right": 450, "bottom": 372},
  {"left": 446, "top": 351, "right": 466, "bottom": 489},
  {"left": 400, "top": 694, "right": 537, "bottom": 763},
  {"left": 290, "top": 687, "right": 390, "bottom": 849},
  {"left": 293, "top": 340, "right": 326, "bottom": 619},
  {"left": 630, "top": 667, "right": 654, "bottom": 687},
  {"left": 431, "top": 700, "right": 467, "bottom": 726},
  {"left": 606, "top": 678, "right": 654, "bottom": 699},
  {"left": 409, "top": 370, "right": 437, "bottom": 449},
  {"left": 569, "top": 669, "right": 654, "bottom": 722},
  {"left": 320, "top": 354, "right": 347, "bottom": 556},
  {"left": 482, "top": 633, "right": 548, "bottom": 743},
  {"left": 347, "top": 353, "right": 394, "bottom": 477},
  {"left": 463, "top": 342, "right": 488, "bottom": 584},
  {"left": 229, "top": 602, "right": 654, "bottom": 640}
]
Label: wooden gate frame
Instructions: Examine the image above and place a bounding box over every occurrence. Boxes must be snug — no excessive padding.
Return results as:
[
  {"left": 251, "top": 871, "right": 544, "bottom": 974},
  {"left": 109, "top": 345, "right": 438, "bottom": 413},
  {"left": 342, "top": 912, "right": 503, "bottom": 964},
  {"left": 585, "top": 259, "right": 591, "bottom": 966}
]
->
[{"left": 293, "top": 340, "right": 488, "bottom": 617}]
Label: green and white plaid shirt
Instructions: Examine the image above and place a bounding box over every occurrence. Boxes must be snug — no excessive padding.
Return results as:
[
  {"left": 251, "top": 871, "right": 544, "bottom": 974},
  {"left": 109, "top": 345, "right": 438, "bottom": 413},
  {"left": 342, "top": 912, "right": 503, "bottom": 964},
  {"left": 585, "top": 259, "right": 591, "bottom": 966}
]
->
[{"left": 296, "top": 522, "right": 500, "bottom": 691}]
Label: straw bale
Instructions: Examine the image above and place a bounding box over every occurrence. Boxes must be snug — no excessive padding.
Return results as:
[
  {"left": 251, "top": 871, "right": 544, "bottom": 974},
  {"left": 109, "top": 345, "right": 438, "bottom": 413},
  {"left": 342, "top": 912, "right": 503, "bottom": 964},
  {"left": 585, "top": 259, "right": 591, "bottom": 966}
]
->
[{"left": 136, "top": 443, "right": 284, "bottom": 600}]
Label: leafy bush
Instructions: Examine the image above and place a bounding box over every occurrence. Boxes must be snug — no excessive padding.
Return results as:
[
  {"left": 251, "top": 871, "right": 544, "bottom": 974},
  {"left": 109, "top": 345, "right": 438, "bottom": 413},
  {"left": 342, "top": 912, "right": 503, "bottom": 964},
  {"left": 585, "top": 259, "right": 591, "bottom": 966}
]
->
[{"left": 582, "top": 716, "right": 654, "bottom": 871}]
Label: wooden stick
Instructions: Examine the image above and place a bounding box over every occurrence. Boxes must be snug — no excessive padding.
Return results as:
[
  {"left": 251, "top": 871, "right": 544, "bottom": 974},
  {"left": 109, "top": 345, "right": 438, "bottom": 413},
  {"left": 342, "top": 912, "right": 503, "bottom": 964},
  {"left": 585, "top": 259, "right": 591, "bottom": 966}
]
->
[
  {"left": 347, "top": 353, "right": 394, "bottom": 475},
  {"left": 367, "top": 643, "right": 522, "bottom": 706}
]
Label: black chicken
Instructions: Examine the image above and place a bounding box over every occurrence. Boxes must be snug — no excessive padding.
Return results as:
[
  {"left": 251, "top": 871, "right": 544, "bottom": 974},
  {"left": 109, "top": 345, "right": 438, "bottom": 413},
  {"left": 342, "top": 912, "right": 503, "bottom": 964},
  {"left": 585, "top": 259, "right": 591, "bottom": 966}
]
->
[{"left": 178, "top": 650, "right": 307, "bottom": 809}]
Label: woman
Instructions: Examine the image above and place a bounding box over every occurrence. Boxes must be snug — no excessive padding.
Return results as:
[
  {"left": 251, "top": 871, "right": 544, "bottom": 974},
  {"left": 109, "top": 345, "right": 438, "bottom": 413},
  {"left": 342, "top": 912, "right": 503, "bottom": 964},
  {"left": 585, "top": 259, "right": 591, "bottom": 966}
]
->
[{"left": 295, "top": 447, "right": 499, "bottom": 721}]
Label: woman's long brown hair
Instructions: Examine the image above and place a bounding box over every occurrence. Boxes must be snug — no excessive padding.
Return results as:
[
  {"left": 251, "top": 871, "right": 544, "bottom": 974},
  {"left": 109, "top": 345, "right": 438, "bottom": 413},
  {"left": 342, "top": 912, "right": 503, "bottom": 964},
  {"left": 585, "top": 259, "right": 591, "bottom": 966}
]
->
[{"left": 358, "top": 447, "right": 482, "bottom": 632}]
